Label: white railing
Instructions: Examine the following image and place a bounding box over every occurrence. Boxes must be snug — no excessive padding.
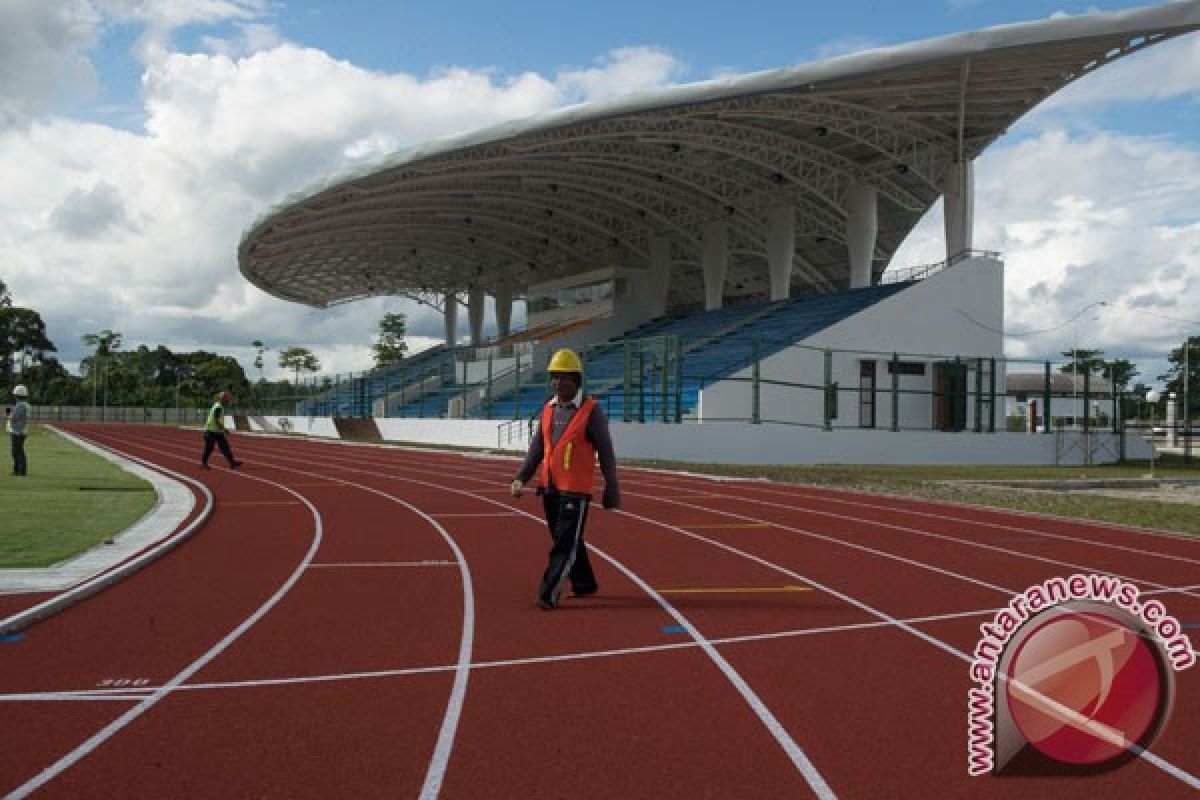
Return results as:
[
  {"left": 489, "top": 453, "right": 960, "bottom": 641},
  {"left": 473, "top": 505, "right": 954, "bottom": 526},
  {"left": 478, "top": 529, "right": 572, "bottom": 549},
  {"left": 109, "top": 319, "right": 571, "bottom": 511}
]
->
[{"left": 881, "top": 249, "right": 1002, "bottom": 284}]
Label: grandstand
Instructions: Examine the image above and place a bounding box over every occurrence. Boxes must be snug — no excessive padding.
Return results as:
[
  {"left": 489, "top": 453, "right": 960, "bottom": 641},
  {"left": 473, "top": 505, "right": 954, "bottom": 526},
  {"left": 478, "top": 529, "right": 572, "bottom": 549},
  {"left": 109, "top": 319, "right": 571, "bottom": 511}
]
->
[{"left": 237, "top": 3, "right": 1199, "bottom": 465}]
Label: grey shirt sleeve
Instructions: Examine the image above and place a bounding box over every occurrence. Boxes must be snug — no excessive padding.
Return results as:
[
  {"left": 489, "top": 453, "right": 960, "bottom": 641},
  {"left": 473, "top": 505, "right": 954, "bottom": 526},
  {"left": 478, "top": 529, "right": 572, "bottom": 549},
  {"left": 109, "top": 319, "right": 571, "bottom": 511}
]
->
[
  {"left": 514, "top": 417, "right": 544, "bottom": 483},
  {"left": 586, "top": 405, "right": 620, "bottom": 501}
]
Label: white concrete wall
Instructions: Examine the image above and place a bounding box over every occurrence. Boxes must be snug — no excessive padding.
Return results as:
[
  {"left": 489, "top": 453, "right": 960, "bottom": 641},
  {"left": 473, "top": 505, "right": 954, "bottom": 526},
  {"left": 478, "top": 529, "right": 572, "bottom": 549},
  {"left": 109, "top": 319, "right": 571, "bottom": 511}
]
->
[
  {"left": 700, "top": 256, "right": 1004, "bottom": 428},
  {"left": 251, "top": 414, "right": 1150, "bottom": 466},
  {"left": 376, "top": 418, "right": 510, "bottom": 449},
  {"left": 610, "top": 422, "right": 1150, "bottom": 466},
  {"left": 246, "top": 415, "right": 341, "bottom": 438}
]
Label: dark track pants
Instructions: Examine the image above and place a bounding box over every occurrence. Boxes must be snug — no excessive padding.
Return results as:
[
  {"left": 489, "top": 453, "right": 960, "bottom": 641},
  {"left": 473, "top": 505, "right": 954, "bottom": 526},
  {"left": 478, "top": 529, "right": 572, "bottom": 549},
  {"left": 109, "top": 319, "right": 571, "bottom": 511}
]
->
[
  {"left": 10, "top": 434, "right": 26, "bottom": 476},
  {"left": 537, "top": 490, "right": 596, "bottom": 604},
  {"left": 202, "top": 432, "right": 236, "bottom": 467}
]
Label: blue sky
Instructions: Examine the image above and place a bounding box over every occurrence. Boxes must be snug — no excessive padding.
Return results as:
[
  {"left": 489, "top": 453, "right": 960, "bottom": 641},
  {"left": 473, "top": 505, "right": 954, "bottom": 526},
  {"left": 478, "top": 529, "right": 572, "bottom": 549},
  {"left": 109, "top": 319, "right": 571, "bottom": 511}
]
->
[{"left": 2, "top": 0, "right": 1199, "bottom": 384}]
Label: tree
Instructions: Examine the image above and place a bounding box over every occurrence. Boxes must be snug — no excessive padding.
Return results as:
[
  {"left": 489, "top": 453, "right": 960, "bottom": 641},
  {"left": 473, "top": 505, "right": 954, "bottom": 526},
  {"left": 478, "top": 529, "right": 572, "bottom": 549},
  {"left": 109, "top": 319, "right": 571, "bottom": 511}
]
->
[
  {"left": 1103, "top": 358, "right": 1138, "bottom": 391},
  {"left": 1058, "top": 348, "right": 1107, "bottom": 376},
  {"left": 1, "top": 307, "right": 57, "bottom": 388},
  {"left": 372, "top": 312, "right": 408, "bottom": 367},
  {"left": 1157, "top": 335, "right": 1200, "bottom": 422},
  {"left": 0, "top": 279, "right": 10, "bottom": 308},
  {"left": 279, "top": 346, "right": 321, "bottom": 385},
  {"left": 81, "top": 329, "right": 122, "bottom": 406}
]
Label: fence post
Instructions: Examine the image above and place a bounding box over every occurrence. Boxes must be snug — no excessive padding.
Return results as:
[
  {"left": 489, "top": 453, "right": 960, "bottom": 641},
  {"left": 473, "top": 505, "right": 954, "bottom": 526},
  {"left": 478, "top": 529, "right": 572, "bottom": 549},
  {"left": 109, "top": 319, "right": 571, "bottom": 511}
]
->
[
  {"left": 637, "top": 346, "right": 645, "bottom": 423},
  {"left": 823, "top": 348, "right": 833, "bottom": 431},
  {"left": 1042, "top": 361, "right": 1052, "bottom": 434},
  {"left": 674, "top": 335, "right": 683, "bottom": 423},
  {"left": 989, "top": 357, "right": 997, "bottom": 433},
  {"left": 419, "top": 369, "right": 427, "bottom": 418},
  {"left": 623, "top": 341, "right": 632, "bottom": 423},
  {"left": 485, "top": 352, "right": 493, "bottom": 419},
  {"left": 974, "top": 357, "right": 983, "bottom": 433},
  {"left": 513, "top": 350, "right": 521, "bottom": 421},
  {"left": 751, "top": 338, "right": 761, "bottom": 424},
  {"left": 1082, "top": 368, "right": 1091, "bottom": 435},
  {"left": 890, "top": 352, "right": 899, "bottom": 432},
  {"left": 661, "top": 336, "right": 670, "bottom": 423},
  {"left": 1108, "top": 366, "right": 1117, "bottom": 435}
]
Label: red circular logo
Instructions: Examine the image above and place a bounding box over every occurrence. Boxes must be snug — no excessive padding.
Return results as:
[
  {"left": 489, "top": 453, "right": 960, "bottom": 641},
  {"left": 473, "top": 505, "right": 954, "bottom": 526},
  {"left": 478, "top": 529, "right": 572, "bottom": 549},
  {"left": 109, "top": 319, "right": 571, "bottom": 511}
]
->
[{"left": 1005, "top": 609, "right": 1165, "bottom": 766}]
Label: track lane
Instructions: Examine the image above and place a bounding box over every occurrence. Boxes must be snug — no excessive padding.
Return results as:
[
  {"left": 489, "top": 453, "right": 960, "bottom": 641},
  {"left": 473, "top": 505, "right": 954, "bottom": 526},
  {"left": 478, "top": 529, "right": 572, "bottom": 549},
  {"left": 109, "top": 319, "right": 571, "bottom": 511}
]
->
[
  {"left": 10, "top": 426, "right": 1199, "bottom": 797},
  {"left": 2, "top": 429, "right": 477, "bottom": 800},
  {"left": 111, "top": 426, "right": 842, "bottom": 798},
  {"left": 239, "top": 436, "right": 1200, "bottom": 796}
]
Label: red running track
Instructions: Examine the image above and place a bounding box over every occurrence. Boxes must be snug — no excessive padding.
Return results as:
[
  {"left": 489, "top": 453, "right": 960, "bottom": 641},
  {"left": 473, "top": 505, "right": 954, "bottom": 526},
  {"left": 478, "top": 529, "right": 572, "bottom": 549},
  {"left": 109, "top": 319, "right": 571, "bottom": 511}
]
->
[{"left": 1, "top": 424, "right": 1198, "bottom": 799}]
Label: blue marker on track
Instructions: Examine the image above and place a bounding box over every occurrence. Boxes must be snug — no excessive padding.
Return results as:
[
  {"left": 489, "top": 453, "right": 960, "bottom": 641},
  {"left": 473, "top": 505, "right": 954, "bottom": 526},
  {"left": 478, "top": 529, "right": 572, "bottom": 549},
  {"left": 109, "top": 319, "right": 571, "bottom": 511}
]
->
[
  {"left": 0, "top": 632, "right": 25, "bottom": 643},
  {"left": 661, "top": 625, "right": 687, "bottom": 634}
]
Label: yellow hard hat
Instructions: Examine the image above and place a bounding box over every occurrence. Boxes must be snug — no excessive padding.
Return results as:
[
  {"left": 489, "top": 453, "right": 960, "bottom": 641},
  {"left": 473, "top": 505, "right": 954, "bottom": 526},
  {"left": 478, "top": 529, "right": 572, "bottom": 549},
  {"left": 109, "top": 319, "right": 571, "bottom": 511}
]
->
[{"left": 547, "top": 348, "right": 583, "bottom": 374}]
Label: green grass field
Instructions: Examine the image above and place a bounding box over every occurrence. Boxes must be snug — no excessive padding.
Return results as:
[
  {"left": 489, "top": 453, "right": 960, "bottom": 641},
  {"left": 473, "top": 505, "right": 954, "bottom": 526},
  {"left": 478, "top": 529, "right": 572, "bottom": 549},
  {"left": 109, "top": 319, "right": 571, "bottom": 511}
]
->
[
  {"left": 0, "top": 426, "right": 156, "bottom": 568},
  {"left": 626, "top": 457, "right": 1200, "bottom": 537}
]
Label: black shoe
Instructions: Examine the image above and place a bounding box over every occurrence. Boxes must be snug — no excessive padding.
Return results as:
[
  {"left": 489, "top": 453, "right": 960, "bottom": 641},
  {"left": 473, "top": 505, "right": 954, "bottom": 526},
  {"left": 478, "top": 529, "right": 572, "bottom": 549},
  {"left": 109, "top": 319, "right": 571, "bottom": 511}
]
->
[
  {"left": 230, "top": 460, "right": 243, "bottom": 469},
  {"left": 571, "top": 585, "right": 598, "bottom": 598},
  {"left": 536, "top": 593, "right": 558, "bottom": 610}
]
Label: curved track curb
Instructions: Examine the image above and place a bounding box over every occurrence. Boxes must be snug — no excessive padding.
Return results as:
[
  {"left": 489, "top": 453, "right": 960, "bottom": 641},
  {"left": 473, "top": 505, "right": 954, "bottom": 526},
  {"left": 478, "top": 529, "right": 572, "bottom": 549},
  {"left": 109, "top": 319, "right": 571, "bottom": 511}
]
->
[{"left": 0, "top": 431, "right": 213, "bottom": 635}]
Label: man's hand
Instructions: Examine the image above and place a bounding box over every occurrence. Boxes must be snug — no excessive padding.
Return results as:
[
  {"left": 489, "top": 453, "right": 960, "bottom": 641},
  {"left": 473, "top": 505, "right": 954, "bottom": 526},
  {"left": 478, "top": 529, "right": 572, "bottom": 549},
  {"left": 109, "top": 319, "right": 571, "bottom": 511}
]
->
[{"left": 510, "top": 479, "right": 525, "bottom": 498}]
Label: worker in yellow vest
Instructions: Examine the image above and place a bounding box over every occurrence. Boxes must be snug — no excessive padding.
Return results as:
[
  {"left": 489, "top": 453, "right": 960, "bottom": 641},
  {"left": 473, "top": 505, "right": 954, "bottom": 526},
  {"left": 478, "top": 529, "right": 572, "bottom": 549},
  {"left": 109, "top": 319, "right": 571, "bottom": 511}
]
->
[
  {"left": 201, "top": 389, "right": 243, "bottom": 470},
  {"left": 511, "top": 348, "right": 620, "bottom": 610}
]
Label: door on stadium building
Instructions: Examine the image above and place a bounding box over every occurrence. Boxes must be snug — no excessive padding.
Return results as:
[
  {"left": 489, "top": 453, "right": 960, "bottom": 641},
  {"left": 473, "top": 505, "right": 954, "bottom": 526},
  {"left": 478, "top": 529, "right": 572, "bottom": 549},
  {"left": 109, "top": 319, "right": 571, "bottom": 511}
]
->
[{"left": 934, "top": 361, "right": 968, "bottom": 432}]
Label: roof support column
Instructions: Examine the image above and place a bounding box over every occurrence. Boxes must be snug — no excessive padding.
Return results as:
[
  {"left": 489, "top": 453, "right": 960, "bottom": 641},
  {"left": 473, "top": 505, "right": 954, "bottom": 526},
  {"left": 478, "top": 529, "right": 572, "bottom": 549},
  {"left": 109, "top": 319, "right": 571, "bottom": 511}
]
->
[
  {"left": 494, "top": 285, "right": 512, "bottom": 339},
  {"left": 467, "top": 287, "right": 485, "bottom": 346},
  {"left": 766, "top": 205, "right": 795, "bottom": 302},
  {"left": 943, "top": 159, "right": 975, "bottom": 260},
  {"left": 702, "top": 219, "right": 728, "bottom": 311},
  {"left": 648, "top": 235, "right": 672, "bottom": 317},
  {"left": 847, "top": 182, "right": 877, "bottom": 289},
  {"left": 443, "top": 291, "right": 458, "bottom": 348}
]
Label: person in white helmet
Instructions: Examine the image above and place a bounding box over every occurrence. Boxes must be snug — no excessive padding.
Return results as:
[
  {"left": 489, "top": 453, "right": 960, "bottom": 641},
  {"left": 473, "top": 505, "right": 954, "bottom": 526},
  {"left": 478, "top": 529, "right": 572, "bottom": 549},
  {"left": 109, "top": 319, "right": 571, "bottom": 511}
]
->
[{"left": 7, "top": 384, "right": 30, "bottom": 476}]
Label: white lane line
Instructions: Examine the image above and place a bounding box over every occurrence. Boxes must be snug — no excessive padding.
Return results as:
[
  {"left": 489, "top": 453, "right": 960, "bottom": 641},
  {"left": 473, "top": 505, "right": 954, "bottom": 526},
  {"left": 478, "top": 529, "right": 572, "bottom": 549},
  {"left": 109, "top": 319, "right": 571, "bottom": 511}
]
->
[
  {"left": 221, "top": 442, "right": 839, "bottom": 799},
  {"left": 307, "top": 561, "right": 458, "bottom": 568},
  {"left": 613, "top": 503, "right": 1200, "bottom": 791},
  {"left": 639, "top": 485, "right": 1200, "bottom": 602},
  {"left": 672, "top": 474, "right": 1200, "bottom": 550},
  {"left": 7, "top": 460, "right": 325, "bottom": 800},
  {"left": 0, "top": 608, "right": 999, "bottom": 703},
  {"left": 592, "top": 546, "right": 838, "bottom": 799},
  {"left": 80, "top": 431, "right": 476, "bottom": 800},
  {"left": 432, "top": 512, "right": 522, "bottom": 517}
]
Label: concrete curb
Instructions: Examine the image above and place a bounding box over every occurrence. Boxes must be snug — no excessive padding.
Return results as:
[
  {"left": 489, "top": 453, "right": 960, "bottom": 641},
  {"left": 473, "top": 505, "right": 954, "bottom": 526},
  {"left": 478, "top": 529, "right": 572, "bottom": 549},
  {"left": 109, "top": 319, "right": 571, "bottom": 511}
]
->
[{"left": 0, "top": 428, "right": 213, "bottom": 635}]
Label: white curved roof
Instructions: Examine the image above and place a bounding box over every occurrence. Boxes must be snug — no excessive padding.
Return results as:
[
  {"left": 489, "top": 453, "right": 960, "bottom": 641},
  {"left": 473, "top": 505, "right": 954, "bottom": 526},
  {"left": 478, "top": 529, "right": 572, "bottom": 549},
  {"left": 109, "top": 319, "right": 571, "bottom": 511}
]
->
[{"left": 239, "top": 1, "right": 1200, "bottom": 309}]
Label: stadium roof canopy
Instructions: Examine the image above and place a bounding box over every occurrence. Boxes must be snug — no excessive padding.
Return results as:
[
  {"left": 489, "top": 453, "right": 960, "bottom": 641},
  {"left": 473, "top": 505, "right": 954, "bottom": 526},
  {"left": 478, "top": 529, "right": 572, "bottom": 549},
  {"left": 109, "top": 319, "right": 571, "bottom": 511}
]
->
[{"left": 239, "top": 1, "right": 1200, "bottom": 311}]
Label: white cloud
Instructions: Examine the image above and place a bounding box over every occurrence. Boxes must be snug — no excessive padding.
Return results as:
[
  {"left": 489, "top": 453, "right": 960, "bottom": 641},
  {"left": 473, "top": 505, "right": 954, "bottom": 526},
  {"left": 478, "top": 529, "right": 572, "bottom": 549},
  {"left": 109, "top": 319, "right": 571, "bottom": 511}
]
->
[
  {"left": 0, "top": 0, "right": 101, "bottom": 129},
  {"left": 555, "top": 46, "right": 686, "bottom": 103},
  {"left": 891, "top": 127, "right": 1200, "bottom": 382},
  {"left": 0, "top": 32, "right": 681, "bottom": 377},
  {"left": 96, "top": 0, "right": 271, "bottom": 66}
]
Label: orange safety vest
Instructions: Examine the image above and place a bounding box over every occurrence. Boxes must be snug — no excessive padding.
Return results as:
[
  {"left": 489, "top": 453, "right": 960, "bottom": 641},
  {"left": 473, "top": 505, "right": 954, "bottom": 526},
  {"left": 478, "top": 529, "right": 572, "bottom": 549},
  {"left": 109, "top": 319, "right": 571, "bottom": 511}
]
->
[{"left": 540, "top": 397, "right": 597, "bottom": 495}]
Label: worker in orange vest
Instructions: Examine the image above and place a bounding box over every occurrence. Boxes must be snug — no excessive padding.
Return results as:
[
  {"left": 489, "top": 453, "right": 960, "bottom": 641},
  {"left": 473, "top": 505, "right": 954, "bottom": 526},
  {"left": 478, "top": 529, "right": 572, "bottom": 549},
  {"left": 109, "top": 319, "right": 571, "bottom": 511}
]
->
[{"left": 511, "top": 348, "right": 620, "bottom": 610}]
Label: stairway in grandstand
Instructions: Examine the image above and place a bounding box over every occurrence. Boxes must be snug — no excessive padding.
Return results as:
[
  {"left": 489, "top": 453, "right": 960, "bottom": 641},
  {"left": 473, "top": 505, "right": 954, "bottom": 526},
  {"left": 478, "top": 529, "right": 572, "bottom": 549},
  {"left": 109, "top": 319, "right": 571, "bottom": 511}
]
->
[
  {"left": 299, "top": 343, "right": 450, "bottom": 417},
  {"left": 478, "top": 281, "right": 914, "bottom": 422}
]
